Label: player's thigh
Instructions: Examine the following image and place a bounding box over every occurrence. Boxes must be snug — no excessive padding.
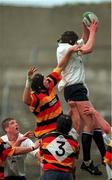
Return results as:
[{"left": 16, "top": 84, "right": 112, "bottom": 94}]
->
[
  {"left": 76, "top": 101, "right": 95, "bottom": 128},
  {"left": 68, "top": 101, "right": 81, "bottom": 131},
  {"left": 68, "top": 101, "right": 81, "bottom": 122}
]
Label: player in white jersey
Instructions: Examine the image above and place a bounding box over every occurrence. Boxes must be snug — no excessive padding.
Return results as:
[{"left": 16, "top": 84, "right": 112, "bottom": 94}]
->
[
  {"left": 56, "top": 21, "right": 111, "bottom": 175},
  {"left": 1, "top": 117, "right": 39, "bottom": 180}
]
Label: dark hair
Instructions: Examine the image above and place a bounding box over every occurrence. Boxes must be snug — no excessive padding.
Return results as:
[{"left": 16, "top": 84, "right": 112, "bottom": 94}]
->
[
  {"left": 31, "top": 73, "right": 46, "bottom": 93},
  {"left": 56, "top": 114, "right": 72, "bottom": 134},
  {"left": 2, "top": 117, "right": 14, "bottom": 132},
  {"left": 57, "top": 31, "right": 79, "bottom": 45}
]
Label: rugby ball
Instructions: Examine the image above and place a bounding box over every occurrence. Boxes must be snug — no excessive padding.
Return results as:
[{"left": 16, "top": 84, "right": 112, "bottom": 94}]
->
[{"left": 83, "top": 11, "right": 99, "bottom": 27}]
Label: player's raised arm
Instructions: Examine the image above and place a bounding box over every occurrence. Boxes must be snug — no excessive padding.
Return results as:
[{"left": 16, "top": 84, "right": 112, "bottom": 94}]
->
[
  {"left": 81, "top": 21, "right": 90, "bottom": 44},
  {"left": 23, "top": 67, "right": 38, "bottom": 105},
  {"left": 79, "top": 21, "right": 98, "bottom": 54}
]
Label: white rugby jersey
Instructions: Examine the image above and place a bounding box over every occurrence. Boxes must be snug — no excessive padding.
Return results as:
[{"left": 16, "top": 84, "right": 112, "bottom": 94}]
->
[
  {"left": 1, "top": 133, "right": 37, "bottom": 177},
  {"left": 56, "top": 39, "right": 85, "bottom": 91}
]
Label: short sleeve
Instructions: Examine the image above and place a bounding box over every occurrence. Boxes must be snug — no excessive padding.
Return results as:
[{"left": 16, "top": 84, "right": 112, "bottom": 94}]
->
[
  {"left": 29, "top": 93, "right": 39, "bottom": 112},
  {"left": 47, "top": 68, "right": 62, "bottom": 86}
]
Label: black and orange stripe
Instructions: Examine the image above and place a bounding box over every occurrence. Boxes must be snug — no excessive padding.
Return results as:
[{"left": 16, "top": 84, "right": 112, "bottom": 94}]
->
[
  {"left": 29, "top": 68, "right": 63, "bottom": 138},
  {"left": 0, "top": 138, "right": 16, "bottom": 180},
  {"left": 104, "top": 140, "right": 112, "bottom": 167},
  {"left": 40, "top": 132, "right": 80, "bottom": 172}
]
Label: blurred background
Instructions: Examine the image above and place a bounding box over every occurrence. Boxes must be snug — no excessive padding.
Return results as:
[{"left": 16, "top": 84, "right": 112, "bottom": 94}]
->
[{"left": 0, "top": 0, "right": 111, "bottom": 179}]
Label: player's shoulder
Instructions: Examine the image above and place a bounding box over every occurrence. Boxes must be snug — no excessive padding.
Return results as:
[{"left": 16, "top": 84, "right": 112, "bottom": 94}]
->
[
  {"left": 42, "top": 131, "right": 58, "bottom": 139},
  {"left": 1, "top": 134, "right": 8, "bottom": 141},
  {"left": 57, "top": 43, "right": 71, "bottom": 51}
]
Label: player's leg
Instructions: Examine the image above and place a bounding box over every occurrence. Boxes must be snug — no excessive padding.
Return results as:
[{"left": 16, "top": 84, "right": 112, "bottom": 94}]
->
[
  {"left": 75, "top": 101, "right": 95, "bottom": 132},
  {"left": 93, "top": 128, "right": 106, "bottom": 163},
  {"left": 93, "top": 111, "right": 111, "bottom": 134},
  {"left": 83, "top": 105, "right": 110, "bottom": 163},
  {"left": 76, "top": 101, "right": 102, "bottom": 175},
  {"left": 83, "top": 105, "right": 111, "bottom": 134},
  {"left": 68, "top": 101, "right": 81, "bottom": 134}
]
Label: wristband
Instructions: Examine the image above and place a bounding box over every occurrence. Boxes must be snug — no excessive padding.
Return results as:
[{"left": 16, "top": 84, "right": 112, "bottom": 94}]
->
[
  {"left": 25, "top": 79, "right": 31, "bottom": 88},
  {"left": 32, "top": 146, "right": 35, "bottom": 151},
  {"left": 25, "top": 75, "right": 32, "bottom": 88}
]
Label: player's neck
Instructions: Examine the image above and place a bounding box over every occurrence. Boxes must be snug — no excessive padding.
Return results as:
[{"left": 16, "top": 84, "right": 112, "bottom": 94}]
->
[{"left": 7, "top": 133, "right": 18, "bottom": 142}]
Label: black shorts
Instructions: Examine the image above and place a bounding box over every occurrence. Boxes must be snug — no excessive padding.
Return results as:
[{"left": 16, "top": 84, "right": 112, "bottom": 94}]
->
[
  {"left": 40, "top": 170, "right": 73, "bottom": 180},
  {"left": 64, "top": 83, "right": 89, "bottom": 102}
]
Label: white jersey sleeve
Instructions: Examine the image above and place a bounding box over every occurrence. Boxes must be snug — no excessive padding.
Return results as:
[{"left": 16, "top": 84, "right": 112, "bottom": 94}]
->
[{"left": 20, "top": 136, "right": 38, "bottom": 156}]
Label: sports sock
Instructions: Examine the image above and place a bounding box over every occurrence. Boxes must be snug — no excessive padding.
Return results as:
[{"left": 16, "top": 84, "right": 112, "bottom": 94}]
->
[
  {"left": 81, "top": 132, "right": 93, "bottom": 161},
  {"left": 93, "top": 128, "right": 106, "bottom": 159}
]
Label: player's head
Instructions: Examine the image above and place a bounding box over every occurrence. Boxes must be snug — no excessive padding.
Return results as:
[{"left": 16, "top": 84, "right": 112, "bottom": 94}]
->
[
  {"left": 57, "top": 31, "right": 79, "bottom": 45},
  {"left": 1, "top": 118, "right": 19, "bottom": 133},
  {"left": 56, "top": 114, "right": 72, "bottom": 134},
  {"left": 31, "top": 73, "right": 47, "bottom": 93}
]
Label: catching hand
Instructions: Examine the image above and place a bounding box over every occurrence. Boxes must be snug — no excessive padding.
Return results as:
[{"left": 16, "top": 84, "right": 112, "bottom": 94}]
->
[
  {"left": 88, "top": 20, "right": 98, "bottom": 32},
  {"left": 27, "top": 67, "right": 38, "bottom": 80}
]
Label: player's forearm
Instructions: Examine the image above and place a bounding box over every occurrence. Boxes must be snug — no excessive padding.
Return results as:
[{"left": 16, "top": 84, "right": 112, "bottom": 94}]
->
[
  {"left": 14, "top": 146, "right": 36, "bottom": 155},
  {"left": 23, "top": 74, "right": 32, "bottom": 105},
  {"left": 80, "top": 30, "right": 96, "bottom": 54},
  {"left": 14, "top": 140, "right": 40, "bottom": 155},
  {"left": 81, "top": 22, "right": 90, "bottom": 43},
  {"left": 23, "top": 88, "right": 31, "bottom": 105}
]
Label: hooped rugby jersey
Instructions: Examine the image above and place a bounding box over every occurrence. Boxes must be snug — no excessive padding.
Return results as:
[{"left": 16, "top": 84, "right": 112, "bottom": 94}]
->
[
  {"left": 0, "top": 138, "right": 16, "bottom": 180},
  {"left": 29, "top": 67, "right": 63, "bottom": 138},
  {"left": 104, "top": 140, "right": 112, "bottom": 168},
  {"left": 39, "top": 132, "right": 80, "bottom": 172}
]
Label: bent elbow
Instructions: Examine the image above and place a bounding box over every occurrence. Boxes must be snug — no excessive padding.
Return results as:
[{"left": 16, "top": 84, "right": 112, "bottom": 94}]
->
[
  {"left": 88, "top": 47, "right": 93, "bottom": 53},
  {"left": 86, "top": 48, "right": 93, "bottom": 54},
  {"left": 82, "top": 47, "right": 93, "bottom": 54}
]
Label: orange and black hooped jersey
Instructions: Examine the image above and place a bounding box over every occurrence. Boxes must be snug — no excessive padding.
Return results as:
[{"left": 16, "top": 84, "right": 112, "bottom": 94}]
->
[
  {"left": 0, "top": 138, "right": 15, "bottom": 180},
  {"left": 39, "top": 132, "right": 80, "bottom": 172},
  {"left": 104, "top": 140, "right": 112, "bottom": 168},
  {"left": 29, "top": 67, "right": 63, "bottom": 138}
]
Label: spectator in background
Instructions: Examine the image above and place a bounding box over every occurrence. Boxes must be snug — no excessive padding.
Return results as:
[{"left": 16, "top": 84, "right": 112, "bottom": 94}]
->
[
  {"left": 56, "top": 20, "right": 111, "bottom": 175},
  {"left": 39, "top": 114, "right": 80, "bottom": 180},
  {"left": 1, "top": 117, "right": 40, "bottom": 180},
  {"left": 0, "top": 136, "right": 40, "bottom": 180}
]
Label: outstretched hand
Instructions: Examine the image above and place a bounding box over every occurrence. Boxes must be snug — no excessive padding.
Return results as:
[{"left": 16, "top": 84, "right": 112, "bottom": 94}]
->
[
  {"left": 27, "top": 67, "right": 38, "bottom": 79},
  {"left": 88, "top": 20, "right": 98, "bottom": 32},
  {"left": 15, "top": 131, "right": 34, "bottom": 146},
  {"left": 23, "top": 131, "right": 34, "bottom": 138}
]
